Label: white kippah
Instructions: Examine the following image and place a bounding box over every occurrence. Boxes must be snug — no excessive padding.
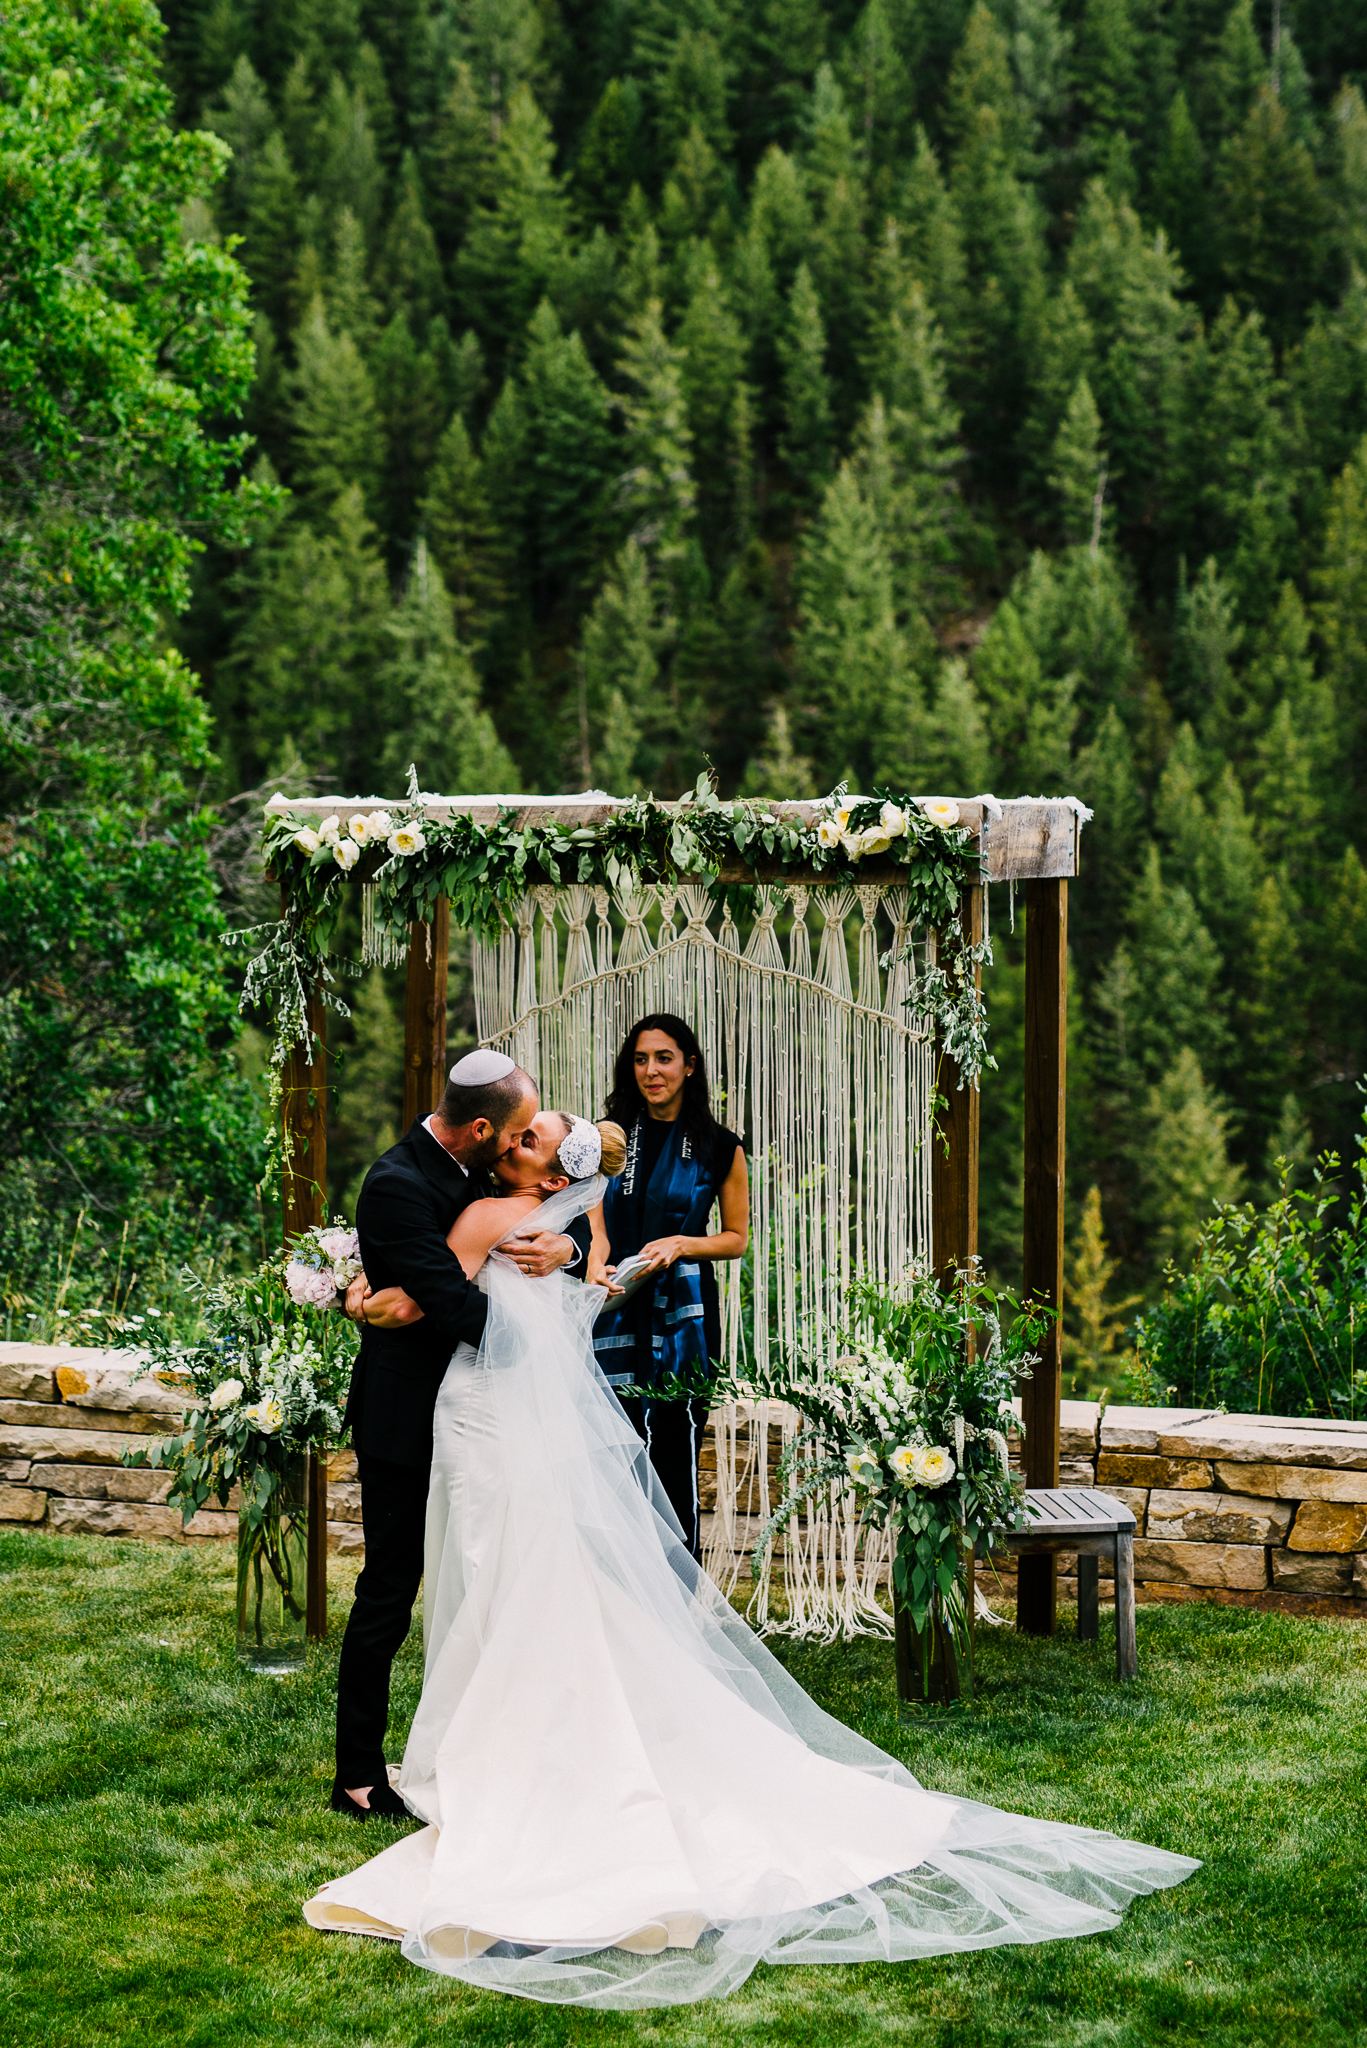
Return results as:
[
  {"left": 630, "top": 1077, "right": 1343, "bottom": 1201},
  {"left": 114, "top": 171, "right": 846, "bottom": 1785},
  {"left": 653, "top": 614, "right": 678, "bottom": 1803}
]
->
[{"left": 449, "top": 1048, "right": 517, "bottom": 1085}]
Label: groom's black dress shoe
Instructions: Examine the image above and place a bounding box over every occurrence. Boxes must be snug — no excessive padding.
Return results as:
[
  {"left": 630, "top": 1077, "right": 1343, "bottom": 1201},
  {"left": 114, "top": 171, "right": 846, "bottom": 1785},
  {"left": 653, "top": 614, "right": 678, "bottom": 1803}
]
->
[{"left": 330, "top": 1775, "right": 413, "bottom": 1822}]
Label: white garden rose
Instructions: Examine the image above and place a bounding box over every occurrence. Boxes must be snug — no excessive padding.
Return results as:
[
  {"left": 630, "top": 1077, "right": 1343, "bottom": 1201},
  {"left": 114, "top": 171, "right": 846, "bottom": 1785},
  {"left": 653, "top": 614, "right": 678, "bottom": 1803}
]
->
[
  {"left": 293, "top": 827, "right": 321, "bottom": 855},
  {"left": 846, "top": 1448, "right": 882, "bottom": 1490},
  {"left": 366, "top": 809, "right": 393, "bottom": 838},
  {"left": 247, "top": 1396, "right": 283, "bottom": 1435},
  {"left": 888, "top": 1445, "right": 919, "bottom": 1487},
  {"left": 332, "top": 837, "right": 360, "bottom": 870},
  {"left": 209, "top": 1377, "right": 244, "bottom": 1411},
  {"left": 880, "top": 801, "right": 908, "bottom": 838},
  {"left": 318, "top": 814, "right": 341, "bottom": 843},
  {"left": 858, "top": 824, "right": 892, "bottom": 856},
  {"left": 839, "top": 831, "right": 864, "bottom": 859},
  {"left": 921, "top": 798, "right": 960, "bottom": 830},
  {"left": 913, "top": 1445, "right": 955, "bottom": 1488},
  {"left": 816, "top": 816, "right": 842, "bottom": 849},
  {"left": 388, "top": 826, "right": 426, "bottom": 857},
  {"left": 347, "top": 813, "right": 372, "bottom": 844}
]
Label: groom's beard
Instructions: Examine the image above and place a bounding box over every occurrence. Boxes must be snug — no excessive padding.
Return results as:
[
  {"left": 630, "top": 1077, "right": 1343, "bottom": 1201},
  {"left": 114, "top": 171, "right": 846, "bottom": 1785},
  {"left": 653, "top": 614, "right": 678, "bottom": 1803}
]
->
[{"left": 466, "top": 1128, "right": 512, "bottom": 1171}]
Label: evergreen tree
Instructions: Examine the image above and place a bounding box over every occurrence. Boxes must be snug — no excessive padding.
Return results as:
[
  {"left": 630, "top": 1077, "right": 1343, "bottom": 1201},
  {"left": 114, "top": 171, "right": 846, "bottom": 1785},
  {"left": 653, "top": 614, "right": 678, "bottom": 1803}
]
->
[
  {"left": 377, "top": 544, "right": 518, "bottom": 794},
  {"left": 313, "top": 70, "right": 386, "bottom": 241},
  {"left": 372, "top": 309, "right": 445, "bottom": 544},
  {"left": 518, "top": 299, "right": 617, "bottom": 612},
  {"left": 288, "top": 295, "right": 384, "bottom": 511},
  {"left": 1312, "top": 432, "right": 1367, "bottom": 818},
  {"left": 972, "top": 555, "right": 1078, "bottom": 791},
  {"left": 578, "top": 539, "right": 662, "bottom": 790},
  {"left": 375, "top": 155, "right": 445, "bottom": 328},
  {"left": 242, "top": 129, "right": 303, "bottom": 331},
  {"left": 1151, "top": 88, "right": 1213, "bottom": 302},
  {"left": 1048, "top": 375, "right": 1108, "bottom": 545},
  {"left": 1218, "top": 87, "right": 1327, "bottom": 346},
  {"left": 1138, "top": 1046, "right": 1243, "bottom": 1268},
  {"left": 778, "top": 262, "right": 834, "bottom": 491},
  {"left": 419, "top": 412, "right": 506, "bottom": 648},
  {"left": 617, "top": 297, "right": 697, "bottom": 568},
  {"left": 236, "top": 483, "right": 392, "bottom": 786},
  {"left": 457, "top": 85, "right": 572, "bottom": 353}
]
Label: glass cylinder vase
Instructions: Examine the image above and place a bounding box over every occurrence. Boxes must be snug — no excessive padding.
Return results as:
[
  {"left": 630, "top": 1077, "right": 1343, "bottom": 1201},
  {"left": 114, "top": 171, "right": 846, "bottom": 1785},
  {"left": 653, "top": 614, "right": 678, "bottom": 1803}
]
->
[
  {"left": 893, "top": 1549, "right": 975, "bottom": 1723},
  {"left": 236, "top": 1453, "right": 308, "bottom": 1676}
]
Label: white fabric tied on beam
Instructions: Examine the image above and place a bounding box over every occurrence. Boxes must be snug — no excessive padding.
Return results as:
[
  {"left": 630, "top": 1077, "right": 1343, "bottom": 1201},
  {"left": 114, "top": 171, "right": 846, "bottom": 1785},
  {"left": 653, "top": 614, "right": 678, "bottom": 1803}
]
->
[{"left": 468, "top": 878, "right": 935, "bottom": 1639}]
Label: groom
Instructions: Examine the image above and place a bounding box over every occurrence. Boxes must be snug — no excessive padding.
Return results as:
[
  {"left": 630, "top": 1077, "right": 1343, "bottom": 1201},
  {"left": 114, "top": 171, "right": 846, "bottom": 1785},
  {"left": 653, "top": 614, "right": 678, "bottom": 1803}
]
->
[{"left": 332, "top": 1048, "right": 580, "bottom": 1819}]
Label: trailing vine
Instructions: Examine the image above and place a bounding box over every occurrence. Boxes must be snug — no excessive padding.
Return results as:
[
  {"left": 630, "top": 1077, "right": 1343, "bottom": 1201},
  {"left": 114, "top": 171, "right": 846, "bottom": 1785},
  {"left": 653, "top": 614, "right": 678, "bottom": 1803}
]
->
[{"left": 231, "top": 773, "right": 994, "bottom": 1086}]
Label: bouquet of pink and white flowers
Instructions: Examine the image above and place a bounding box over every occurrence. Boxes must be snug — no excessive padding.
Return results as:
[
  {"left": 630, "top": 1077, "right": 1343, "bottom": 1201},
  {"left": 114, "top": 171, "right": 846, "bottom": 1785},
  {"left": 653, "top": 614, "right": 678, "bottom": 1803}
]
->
[{"left": 284, "top": 1221, "right": 363, "bottom": 1312}]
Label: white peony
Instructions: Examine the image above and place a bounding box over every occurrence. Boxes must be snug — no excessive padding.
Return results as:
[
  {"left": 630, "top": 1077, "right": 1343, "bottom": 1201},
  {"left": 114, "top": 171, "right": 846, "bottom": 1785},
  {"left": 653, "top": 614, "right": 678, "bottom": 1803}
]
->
[
  {"left": 246, "top": 1396, "right": 283, "bottom": 1435},
  {"left": 839, "top": 831, "right": 864, "bottom": 859},
  {"left": 293, "top": 827, "right": 321, "bottom": 856},
  {"left": 332, "top": 837, "right": 360, "bottom": 870},
  {"left": 366, "top": 809, "right": 393, "bottom": 839},
  {"left": 816, "top": 817, "right": 842, "bottom": 849},
  {"left": 388, "top": 826, "right": 426, "bottom": 857},
  {"left": 346, "top": 813, "right": 371, "bottom": 844},
  {"left": 888, "top": 1445, "right": 920, "bottom": 1487},
  {"left": 318, "top": 814, "right": 341, "bottom": 843},
  {"left": 922, "top": 798, "right": 960, "bottom": 830},
  {"left": 209, "top": 1378, "right": 244, "bottom": 1411},
  {"left": 858, "top": 823, "right": 892, "bottom": 856},
  {"left": 880, "top": 801, "right": 908, "bottom": 838},
  {"left": 913, "top": 1445, "right": 955, "bottom": 1488}
]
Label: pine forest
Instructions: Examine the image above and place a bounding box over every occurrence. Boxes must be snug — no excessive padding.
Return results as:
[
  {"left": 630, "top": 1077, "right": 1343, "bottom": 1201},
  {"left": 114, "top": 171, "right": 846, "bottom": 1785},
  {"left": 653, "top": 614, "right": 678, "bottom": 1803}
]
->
[{"left": 8, "top": 0, "right": 1367, "bottom": 1368}]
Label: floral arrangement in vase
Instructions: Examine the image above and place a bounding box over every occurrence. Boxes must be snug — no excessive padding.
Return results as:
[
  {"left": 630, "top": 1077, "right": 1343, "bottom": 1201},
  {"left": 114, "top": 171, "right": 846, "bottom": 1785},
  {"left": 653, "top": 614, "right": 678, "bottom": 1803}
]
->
[
  {"left": 125, "top": 1249, "right": 358, "bottom": 1670},
  {"left": 710, "top": 1265, "right": 1050, "bottom": 1706}
]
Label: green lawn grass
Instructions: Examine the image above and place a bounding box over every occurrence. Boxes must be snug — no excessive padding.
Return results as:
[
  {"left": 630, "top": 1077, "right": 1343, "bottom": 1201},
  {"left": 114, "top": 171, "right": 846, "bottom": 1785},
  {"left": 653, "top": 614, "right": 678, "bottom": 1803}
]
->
[{"left": 1, "top": 1528, "right": 1363, "bottom": 2048}]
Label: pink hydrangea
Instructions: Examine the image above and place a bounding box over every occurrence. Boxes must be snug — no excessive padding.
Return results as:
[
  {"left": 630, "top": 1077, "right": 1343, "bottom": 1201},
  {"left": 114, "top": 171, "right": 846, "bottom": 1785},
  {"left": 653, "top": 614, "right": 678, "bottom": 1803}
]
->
[{"left": 285, "top": 1260, "right": 339, "bottom": 1310}]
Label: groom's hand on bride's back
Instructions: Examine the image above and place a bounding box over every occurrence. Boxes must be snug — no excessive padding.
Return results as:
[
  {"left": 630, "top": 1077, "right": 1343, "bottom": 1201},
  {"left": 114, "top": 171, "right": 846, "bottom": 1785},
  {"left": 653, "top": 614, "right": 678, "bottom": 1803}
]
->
[
  {"left": 345, "top": 1271, "right": 424, "bottom": 1329},
  {"left": 503, "top": 1231, "right": 578, "bottom": 1279}
]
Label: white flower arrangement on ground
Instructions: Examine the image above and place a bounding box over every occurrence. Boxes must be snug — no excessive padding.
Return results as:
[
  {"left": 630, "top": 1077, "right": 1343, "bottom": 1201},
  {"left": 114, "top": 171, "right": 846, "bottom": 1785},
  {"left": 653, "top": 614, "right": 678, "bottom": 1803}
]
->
[
  {"left": 124, "top": 1248, "right": 357, "bottom": 1535},
  {"left": 706, "top": 1264, "right": 1048, "bottom": 1646}
]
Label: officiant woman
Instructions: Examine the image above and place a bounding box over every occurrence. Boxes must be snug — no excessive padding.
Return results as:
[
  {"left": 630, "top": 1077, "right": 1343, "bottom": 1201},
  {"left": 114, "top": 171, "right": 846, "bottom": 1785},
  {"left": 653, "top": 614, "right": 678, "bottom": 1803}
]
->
[{"left": 590, "top": 1014, "right": 749, "bottom": 1559}]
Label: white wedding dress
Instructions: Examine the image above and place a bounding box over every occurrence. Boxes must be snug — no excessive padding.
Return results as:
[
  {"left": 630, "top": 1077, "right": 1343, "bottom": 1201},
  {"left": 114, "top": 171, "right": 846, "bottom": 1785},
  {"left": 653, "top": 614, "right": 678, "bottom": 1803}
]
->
[{"left": 304, "top": 1181, "right": 1196, "bottom": 2007}]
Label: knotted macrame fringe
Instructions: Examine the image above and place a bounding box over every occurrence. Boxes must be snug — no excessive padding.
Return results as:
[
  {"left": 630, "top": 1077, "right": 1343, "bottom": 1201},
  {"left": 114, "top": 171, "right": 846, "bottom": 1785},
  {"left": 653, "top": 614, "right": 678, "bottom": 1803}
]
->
[{"left": 469, "top": 883, "right": 933, "bottom": 1640}]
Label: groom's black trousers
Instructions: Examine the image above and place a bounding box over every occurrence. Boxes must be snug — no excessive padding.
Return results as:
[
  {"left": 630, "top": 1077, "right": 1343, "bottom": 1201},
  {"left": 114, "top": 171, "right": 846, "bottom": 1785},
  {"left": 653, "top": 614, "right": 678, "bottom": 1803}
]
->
[
  {"left": 335, "top": 1452, "right": 428, "bottom": 1788},
  {"left": 619, "top": 1395, "right": 710, "bottom": 1561}
]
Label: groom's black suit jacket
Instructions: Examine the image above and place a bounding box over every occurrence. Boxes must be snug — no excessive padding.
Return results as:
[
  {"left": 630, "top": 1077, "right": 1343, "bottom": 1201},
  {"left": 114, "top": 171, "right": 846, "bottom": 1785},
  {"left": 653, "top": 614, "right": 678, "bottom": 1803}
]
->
[{"left": 346, "top": 1118, "right": 494, "bottom": 1469}]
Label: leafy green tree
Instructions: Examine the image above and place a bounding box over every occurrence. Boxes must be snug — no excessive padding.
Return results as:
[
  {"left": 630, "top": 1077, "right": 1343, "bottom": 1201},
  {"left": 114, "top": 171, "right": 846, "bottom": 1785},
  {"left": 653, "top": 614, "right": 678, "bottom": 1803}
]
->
[{"left": 0, "top": 0, "right": 268, "bottom": 1241}]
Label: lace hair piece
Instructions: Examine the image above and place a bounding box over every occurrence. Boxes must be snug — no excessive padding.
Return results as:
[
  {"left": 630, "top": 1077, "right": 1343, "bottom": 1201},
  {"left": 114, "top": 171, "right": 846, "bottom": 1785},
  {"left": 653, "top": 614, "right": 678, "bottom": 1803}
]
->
[{"left": 558, "top": 1116, "right": 602, "bottom": 1180}]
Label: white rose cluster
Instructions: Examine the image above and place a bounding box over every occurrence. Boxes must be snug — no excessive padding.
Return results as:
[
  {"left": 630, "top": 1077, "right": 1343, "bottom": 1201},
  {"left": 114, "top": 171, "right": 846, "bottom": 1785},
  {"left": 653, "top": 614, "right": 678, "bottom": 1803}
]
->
[
  {"left": 817, "top": 800, "right": 911, "bottom": 862},
  {"left": 294, "top": 809, "right": 424, "bottom": 863}
]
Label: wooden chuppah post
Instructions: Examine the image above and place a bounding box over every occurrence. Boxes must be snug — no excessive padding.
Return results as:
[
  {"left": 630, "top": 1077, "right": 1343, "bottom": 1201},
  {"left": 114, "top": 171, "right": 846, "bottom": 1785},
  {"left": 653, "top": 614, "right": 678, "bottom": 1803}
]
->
[
  {"left": 403, "top": 899, "right": 450, "bottom": 1126},
  {"left": 1018, "top": 878, "right": 1068, "bottom": 1635},
  {"left": 280, "top": 978, "right": 329, "bottom": 1641},
  {"left": 930, "top": 884, "right": 982, "bottom": 1283}
]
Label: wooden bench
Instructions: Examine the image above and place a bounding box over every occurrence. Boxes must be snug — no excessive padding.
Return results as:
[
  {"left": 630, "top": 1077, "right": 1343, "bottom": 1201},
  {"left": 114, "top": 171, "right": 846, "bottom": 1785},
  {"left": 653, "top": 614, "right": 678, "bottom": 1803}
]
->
[{"left": 988, "top": 1488, "right": 1138, "bottom": 1680}]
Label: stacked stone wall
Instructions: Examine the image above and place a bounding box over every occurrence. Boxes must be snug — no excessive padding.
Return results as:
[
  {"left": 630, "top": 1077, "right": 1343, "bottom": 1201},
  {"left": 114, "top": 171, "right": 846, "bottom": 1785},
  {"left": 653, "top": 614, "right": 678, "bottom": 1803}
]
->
[{"left": 4, "top": 1345, "right": 1365, "bottom": 1615}]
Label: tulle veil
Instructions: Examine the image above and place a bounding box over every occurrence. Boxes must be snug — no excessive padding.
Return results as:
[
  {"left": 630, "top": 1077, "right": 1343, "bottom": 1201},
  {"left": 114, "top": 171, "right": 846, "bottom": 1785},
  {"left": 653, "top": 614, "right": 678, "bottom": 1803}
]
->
[{"left": 306, "top": 1178, "right": 1198, "bottom": 2007}]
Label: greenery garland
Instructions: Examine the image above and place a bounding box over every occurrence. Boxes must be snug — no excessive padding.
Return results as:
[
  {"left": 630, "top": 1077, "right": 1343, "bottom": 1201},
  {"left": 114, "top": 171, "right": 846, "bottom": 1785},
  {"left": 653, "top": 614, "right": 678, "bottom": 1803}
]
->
[{"left": 230, "top": 773, "right": 995, "bottom": 1092}]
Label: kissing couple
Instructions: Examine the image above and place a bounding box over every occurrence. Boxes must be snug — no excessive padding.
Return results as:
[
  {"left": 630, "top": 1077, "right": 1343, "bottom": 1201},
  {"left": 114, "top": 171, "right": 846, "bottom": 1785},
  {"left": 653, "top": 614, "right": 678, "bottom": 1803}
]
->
[{"left": 304, "top": 1046, "right": 1196, "bottom": 2009}]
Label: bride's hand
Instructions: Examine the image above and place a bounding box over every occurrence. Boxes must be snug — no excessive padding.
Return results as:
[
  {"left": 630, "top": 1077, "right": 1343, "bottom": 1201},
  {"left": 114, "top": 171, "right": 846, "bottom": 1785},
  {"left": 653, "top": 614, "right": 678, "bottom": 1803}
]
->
[
  {"left": 638, "top": 1236, "right": 687, "bottom": 1271},
  {"left": 359, "top": 1284, "right": 424, "bottom": 1329}
]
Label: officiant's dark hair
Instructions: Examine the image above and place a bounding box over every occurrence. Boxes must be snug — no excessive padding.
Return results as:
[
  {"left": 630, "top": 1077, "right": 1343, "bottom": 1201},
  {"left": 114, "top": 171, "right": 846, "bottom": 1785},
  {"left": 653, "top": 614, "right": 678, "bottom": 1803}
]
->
[
  {"left": 439, "top": 1065, "right": 533, "bottom": 1132},
  {"left": 605, "top": 1014, "right": 716, "bottom": 1152}
]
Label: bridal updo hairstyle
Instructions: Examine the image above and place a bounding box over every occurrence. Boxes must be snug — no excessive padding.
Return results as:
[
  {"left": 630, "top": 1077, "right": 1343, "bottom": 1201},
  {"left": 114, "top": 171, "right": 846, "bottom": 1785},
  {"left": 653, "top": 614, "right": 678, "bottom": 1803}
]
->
[
  {"left": 551, "top": 1116, "right": 627, "bottom": 1179},
  {"left": 604, "top": 1013, "right": 717, "bottom": 1154}
]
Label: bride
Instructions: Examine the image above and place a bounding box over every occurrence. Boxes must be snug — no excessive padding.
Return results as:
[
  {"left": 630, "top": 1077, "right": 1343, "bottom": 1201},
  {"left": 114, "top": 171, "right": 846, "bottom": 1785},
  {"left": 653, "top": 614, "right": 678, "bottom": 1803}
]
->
[{"left": 304, "top": 1113, "right": 1196, "bottom": 2008}]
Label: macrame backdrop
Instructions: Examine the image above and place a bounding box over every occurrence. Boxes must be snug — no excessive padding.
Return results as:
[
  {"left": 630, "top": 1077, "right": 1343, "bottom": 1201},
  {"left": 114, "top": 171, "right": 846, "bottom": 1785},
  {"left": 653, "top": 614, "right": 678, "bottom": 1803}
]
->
[{"left": 366, "top": 879, "right": 936, "bottom": 1638}]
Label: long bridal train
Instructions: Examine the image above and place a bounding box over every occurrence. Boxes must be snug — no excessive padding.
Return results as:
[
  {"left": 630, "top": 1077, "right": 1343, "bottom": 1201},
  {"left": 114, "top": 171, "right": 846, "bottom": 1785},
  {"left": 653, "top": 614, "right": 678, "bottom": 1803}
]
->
[{"left": 304, "top": 1183, "right": 1196, "bottom": 2009}]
